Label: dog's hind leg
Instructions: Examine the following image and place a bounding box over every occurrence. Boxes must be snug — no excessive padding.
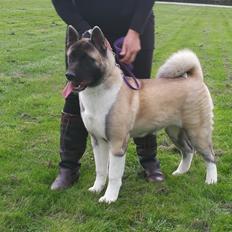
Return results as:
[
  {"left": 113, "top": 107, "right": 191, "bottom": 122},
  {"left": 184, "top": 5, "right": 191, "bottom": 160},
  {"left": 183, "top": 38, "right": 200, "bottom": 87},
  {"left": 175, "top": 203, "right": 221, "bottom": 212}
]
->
[
  {"left": 88, "top": 136, "right": 109, "bottom": 193},
  {"left": 185, "top": 127, "right": 217, "bottom": 184},
  {"left": 165, "top": 126, "right": 194, "bottom": 175}
]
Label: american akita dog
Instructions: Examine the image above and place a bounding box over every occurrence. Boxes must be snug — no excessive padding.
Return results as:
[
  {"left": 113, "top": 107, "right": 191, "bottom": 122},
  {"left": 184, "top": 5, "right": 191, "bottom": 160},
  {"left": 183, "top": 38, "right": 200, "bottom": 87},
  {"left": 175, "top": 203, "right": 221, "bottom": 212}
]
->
[{"left": 64, "top": 25, "right": 217, "bottom": 203}]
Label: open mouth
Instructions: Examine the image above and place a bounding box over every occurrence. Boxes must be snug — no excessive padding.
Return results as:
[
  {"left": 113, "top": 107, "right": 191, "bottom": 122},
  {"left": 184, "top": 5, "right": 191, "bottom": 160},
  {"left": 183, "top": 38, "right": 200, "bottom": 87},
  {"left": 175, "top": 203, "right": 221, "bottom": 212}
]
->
[
  {"left": 63, "top": 81, "right": 89, "bottom": 98},
  {"left": 72, "top": 81, "right": 89, "bottom": 92}
]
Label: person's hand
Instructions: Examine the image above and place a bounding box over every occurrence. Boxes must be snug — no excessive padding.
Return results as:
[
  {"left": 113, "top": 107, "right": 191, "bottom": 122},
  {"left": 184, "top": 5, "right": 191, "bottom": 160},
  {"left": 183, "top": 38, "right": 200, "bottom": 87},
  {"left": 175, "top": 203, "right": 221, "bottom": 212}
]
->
[{"left": 120, "top": 29, "right": 141, "bottom": 64}]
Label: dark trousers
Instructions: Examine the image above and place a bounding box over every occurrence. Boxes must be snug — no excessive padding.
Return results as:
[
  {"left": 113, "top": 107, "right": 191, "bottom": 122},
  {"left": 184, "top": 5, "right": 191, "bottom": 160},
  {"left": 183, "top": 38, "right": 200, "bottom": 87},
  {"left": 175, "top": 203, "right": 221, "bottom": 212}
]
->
[{"left": 60, "top": 16, "right": 158, "bottom": 169}]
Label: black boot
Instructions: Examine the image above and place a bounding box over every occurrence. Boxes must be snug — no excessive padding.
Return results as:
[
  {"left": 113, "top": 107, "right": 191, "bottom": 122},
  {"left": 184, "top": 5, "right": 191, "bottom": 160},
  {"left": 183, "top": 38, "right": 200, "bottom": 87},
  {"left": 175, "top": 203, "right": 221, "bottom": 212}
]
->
[
  {"left": 51, "top": 112, "right": 88, "bottom": 190},
  {"left": 134, "top": 134, "right": 164, "bottom": 182}
]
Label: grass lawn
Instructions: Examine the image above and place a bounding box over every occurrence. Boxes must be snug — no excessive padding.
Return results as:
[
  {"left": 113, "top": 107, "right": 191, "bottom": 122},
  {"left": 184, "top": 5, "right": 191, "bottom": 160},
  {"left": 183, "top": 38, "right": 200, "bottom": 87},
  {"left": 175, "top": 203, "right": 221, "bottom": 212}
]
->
[{"left": 0, "top": 1, "right": 232, "bottom": 231}]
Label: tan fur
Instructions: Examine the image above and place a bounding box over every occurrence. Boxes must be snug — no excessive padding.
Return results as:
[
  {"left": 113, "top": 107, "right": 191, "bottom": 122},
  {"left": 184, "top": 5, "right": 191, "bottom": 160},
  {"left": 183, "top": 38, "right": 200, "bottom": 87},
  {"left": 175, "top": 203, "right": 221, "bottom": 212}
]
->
[
  {"left": 105, "top": 50, "right": 217, "bottom": 185},
  {"left": 108, "top": 74, "right": 213, "bottom": 141},
  {"left": 157, "top": 49, "right": 203, "bottom": 80}
]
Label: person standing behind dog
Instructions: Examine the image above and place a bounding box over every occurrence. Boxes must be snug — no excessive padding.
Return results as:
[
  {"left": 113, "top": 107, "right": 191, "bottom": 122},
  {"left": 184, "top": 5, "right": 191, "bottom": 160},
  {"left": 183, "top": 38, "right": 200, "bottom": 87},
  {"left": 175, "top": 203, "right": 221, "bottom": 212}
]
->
[{"left": 51, "top": 0, "right": 165, "bottom": 190}]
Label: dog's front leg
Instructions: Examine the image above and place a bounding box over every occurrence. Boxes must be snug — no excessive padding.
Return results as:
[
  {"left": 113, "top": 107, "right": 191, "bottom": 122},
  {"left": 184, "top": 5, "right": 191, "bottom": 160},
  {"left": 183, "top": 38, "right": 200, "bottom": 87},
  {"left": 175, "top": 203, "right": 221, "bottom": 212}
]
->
[
  {"left": 99, "top": 152, "right": 126, "bottom": 204},
  {"left": 88, "top": 137, "right": 109, "bottom": 193}
]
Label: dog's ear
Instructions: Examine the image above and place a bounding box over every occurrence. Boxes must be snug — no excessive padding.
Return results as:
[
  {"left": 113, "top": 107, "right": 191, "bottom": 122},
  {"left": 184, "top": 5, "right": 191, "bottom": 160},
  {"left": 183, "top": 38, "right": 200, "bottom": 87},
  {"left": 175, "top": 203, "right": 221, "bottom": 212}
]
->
[
  {"left": 91, "top": 26, "right": 107, "bottom": 54},
  {"left": 66, "top": 25, "right": 80, "bottom": 48}
]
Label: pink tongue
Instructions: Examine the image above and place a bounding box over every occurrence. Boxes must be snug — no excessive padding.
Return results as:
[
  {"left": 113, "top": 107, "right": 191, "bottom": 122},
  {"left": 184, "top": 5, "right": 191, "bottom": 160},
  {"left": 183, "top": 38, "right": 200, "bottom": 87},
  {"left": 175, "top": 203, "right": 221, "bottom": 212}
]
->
[{"left": 62, "top": 82, "right": 75, "bottom": 98}]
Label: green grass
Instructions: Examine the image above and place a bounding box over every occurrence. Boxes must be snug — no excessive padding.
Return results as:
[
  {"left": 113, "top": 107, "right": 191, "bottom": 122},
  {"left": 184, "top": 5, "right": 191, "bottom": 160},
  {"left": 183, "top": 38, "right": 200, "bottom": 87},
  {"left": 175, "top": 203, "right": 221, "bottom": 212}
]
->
[{"left": 0, "top": 1, "right": 232, "bottom": 231}]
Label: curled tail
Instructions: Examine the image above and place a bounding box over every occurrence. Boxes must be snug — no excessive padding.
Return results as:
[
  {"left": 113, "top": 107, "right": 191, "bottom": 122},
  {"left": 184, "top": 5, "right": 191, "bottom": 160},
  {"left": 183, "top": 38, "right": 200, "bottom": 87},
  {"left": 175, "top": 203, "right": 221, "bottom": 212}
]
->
[{"left": 156, "top": 49, "right": 203, "bottom": 80}]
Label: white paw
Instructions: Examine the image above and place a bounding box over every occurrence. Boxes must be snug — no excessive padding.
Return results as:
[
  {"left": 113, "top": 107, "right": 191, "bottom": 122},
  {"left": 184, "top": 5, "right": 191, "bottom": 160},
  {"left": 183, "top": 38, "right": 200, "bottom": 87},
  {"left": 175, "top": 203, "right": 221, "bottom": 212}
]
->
[
  {"left": 205, "top": 163, "right": 217, "bottom": 184},
  {"left": 205, "top": 178, "right": 217, "bottom": 184},
  {"left": 205, "top": 175, "right": 217, "bottom": 184},
  {"left": 88, "top": 185, "right": 104, "bottom": 193},
  {"left": 98, "top": 195, "right": 118, "bottom": 204},
  {"left": 172, "top": 169, "right": 185, "bottom": 176}
]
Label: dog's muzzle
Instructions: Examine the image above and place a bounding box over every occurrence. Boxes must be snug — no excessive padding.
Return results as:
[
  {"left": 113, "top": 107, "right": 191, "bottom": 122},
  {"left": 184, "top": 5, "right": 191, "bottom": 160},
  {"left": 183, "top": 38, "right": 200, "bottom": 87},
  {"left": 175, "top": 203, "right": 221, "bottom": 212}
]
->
[
  {"left": 65, "top": 72, "right": 89, "bottom": 92},
  {"left": 65, "top": 71, "right": 76, "bottom": 82},
  {"left": 73, "top": 81, "right": 89, "bottom": 92}
]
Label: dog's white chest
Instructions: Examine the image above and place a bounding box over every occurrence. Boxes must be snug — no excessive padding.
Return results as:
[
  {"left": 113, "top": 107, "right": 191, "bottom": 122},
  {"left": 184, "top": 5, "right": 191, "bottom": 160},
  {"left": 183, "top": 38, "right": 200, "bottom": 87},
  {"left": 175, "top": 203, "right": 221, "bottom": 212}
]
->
[
  {"left": 79, "top": 83, "right": 121, "bottom": 139},
  {"left": 82, "top": 110, "right": 106, "bottom": 138}
]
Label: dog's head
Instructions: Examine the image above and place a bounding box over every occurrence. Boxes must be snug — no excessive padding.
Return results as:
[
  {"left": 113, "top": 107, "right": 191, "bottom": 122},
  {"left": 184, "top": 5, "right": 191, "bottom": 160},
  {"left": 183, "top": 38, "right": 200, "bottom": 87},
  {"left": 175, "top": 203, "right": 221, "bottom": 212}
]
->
[{"left": 65, "top": 26, "right": 110, "bottom": 91}]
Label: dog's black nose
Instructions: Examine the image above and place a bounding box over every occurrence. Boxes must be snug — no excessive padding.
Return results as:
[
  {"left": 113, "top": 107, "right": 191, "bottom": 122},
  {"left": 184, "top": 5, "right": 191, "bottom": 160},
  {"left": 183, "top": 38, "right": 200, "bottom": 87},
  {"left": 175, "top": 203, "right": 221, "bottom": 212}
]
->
[{"left": 65, "top": 72, "right": 76, "bottom": 81}]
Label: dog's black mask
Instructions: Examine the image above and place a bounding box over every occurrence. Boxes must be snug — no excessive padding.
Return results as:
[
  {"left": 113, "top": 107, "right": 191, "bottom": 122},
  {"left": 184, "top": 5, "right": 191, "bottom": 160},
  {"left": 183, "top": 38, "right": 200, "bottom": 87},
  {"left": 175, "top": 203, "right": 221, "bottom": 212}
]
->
[{"left": 66, "top": 26, "right": 107, "bottom": 91}]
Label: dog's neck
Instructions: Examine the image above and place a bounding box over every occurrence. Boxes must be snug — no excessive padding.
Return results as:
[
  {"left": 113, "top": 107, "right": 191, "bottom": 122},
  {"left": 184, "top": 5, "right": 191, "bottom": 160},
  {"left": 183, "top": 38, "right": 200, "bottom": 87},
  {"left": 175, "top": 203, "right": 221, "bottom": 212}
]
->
[
  {"left": 101, "top": 50, "right": 124, "bottom": 88},
  {"left": 104, "top": 50, "right": 119, "bottom": 71}
]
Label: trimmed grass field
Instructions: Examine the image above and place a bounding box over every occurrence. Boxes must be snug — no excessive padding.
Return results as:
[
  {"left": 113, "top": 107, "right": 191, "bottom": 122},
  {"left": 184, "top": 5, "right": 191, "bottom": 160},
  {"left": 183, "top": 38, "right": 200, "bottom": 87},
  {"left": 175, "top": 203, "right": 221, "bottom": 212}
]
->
[{"left": 0, "top": 1, "right": 232, "bottom": 231}]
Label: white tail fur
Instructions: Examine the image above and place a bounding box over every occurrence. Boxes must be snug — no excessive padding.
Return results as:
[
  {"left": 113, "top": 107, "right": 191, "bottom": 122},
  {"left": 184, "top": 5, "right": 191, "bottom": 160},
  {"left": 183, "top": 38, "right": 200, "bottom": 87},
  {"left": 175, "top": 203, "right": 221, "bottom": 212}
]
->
[{"left": 157, "top": 49, "right": 203, "bottom": 80}]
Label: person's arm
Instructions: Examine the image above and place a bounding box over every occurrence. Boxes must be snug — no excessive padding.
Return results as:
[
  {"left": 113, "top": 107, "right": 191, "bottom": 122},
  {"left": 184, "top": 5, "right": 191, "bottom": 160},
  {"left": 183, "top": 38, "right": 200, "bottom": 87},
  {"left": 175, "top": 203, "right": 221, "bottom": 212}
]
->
[
  {"left": 130, "top": 0, "right": 155, "bottom": 35},
  {"left": 51, "top": 0, "right": 91, "bottom": 34},
  {"left": 120, "top": 0, "right": 155, "bottom": 64}
]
